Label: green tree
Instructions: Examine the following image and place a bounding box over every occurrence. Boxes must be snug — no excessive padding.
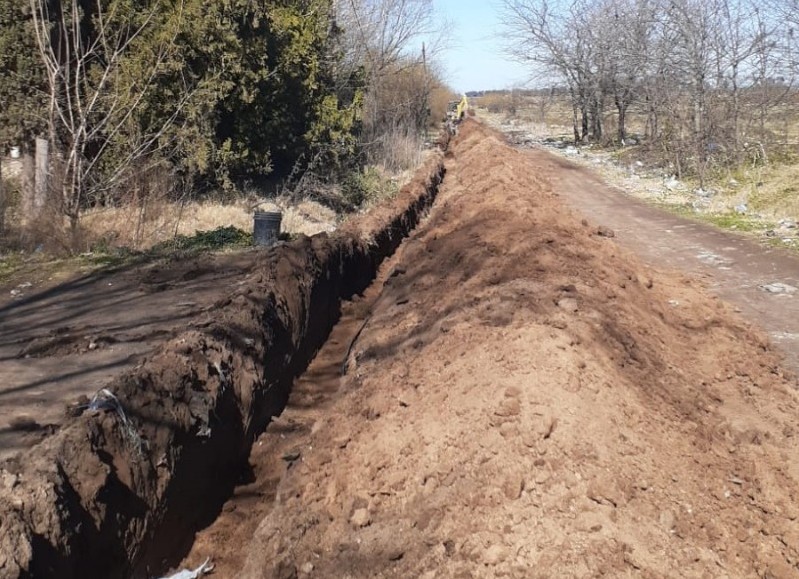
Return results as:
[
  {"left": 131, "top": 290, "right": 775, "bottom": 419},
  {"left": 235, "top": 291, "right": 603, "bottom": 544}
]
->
[
  {"left": 2, "top": 0, "right": 369, "bottom": 241},
  {"left": 0, "top": 2, "right": 47, "bottom": 150},
  {"left": 0, "top": 2, "right": 48, "bottom": 230}
]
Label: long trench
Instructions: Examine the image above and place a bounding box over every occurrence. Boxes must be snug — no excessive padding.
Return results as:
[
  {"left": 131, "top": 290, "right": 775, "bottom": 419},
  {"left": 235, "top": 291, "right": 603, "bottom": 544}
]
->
[
  {"left": 0, "top": 146, "right": 448, "bottom": 579},
  {"left": 170, "top": 235, "right": 411, "bottom": 577}
]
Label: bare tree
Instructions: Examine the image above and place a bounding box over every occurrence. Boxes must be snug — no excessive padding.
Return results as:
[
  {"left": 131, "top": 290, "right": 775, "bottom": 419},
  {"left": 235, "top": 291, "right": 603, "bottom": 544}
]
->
[
  {"left": 28, "top": 0, "right": 194, "bottom": 235},
  {"left": 335, "top": 0, "right": 440, "bottom": 74},
  {"left": 501, "top": 0, "right": 796, "bottom": 184},
  {"left": 595, "top": 0, "right": 658, "bottom": 143},
  {"left": 502, "top": 0, "right": 644, "bottom": 143},
  {"left": 335, "top": 0, "right": 448, "bottom": 161}
]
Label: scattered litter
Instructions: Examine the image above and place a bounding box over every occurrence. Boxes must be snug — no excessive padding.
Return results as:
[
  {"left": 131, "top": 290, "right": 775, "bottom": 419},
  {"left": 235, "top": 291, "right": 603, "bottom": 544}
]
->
[
  {"left": 734, "top": 203, "right": 747, "bottom": 215},
  {"left": 697, "top": 252, "right": 732, "bottom": 267},
  {"left": 758, "top": 282, "right": 797, "bottom": 295},
  {"left": 664, "top": 177, "right": 681, "bottom": 191},
  {"left": 9, "top": 282, "right": 33, "bottom": 299},
  {"left": 89, "top": 389, "right": 119, "bottom": 412},
  {"left": 159, "top": 558, "right": 214, "bottom": 579},
  {"left": 88, "top": 388, "right": 146, "bottom": 456}
]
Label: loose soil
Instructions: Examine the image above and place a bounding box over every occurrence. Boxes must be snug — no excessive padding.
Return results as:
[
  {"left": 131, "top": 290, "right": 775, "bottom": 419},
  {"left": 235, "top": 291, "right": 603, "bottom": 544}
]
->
[
  {"left": 173, "top": 120, "right": 799, "bottom": 577},
  {"left": 531, "top": 150, "right": 799, "bottom": 373},
  {"left": 3, "top": 120, "right": 799, "bottom": 578}
]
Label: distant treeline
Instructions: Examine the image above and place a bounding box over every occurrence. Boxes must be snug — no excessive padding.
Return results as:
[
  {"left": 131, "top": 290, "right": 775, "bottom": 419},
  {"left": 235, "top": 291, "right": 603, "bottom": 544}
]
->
[{"left": 465, "top": 88, "right": 568, "bottom": 98}]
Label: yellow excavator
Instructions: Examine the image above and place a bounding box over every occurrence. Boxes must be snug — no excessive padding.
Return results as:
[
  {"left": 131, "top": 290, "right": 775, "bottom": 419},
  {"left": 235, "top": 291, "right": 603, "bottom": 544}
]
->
[{"left": 446, "top": 94, "right": 469, "bottom": 134}]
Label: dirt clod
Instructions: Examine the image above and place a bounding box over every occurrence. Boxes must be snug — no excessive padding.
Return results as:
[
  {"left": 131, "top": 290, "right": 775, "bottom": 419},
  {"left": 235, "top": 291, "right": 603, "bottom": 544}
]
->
[
  {"left": 597, "top": 225, "right": 616, "bottom": 238},
  {"left": 350, "top": 508, "right": 371, "bottom": 528}
]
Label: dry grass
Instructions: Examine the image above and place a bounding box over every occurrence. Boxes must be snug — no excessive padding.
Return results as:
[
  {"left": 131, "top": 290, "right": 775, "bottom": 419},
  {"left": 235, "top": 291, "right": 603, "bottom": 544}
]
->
[
  {"left": 2, "top": 128, "right": 432, "bottom": 256},
  {"left": 80, "top": 196, "right": 338, "bottom": 251},
  {"left": 746, "top": 164, "right": 799, "bottom": 221},
  {"left": 369, "top": 128, "right": 426, "bottom": 174}
]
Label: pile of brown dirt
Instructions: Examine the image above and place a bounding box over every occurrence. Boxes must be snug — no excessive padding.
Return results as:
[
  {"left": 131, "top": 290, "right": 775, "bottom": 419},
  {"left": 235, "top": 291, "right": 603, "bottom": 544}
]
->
[
  {"left": 225, "top": 120, "right": 799, "bottom": 578},
  {"left": 0, "top": 154, "right": 445, "bottom": 578}
]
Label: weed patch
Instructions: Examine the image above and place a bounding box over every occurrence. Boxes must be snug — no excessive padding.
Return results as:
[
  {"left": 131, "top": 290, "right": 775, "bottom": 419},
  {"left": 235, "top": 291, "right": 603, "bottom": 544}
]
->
[{"left": 149, "top": 226, "right": 253, "bottom": 254}]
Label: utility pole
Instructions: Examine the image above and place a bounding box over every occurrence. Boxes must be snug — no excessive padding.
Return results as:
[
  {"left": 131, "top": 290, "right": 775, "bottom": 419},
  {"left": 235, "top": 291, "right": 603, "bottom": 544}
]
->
[
  {"left": 0, "top": 155, "right": 5, "bottom": 234},
  {"left": 34, "top": 137, "right": 49, "bottom": 211}
]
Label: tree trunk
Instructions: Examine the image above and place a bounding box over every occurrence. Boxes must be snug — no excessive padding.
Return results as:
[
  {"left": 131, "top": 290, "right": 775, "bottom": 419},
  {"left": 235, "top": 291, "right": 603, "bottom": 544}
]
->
[
  {"left": 569, "top": 87, "right": 581, "bottom": 142},
  {"left": 648, "top": 106, "right": 658, "bottom": 141},
  {"left": 731, "top": 73, "right": 741, "bottom": 160},
  {"left": 616, "top": 97, "right": 627, "bottom": 143},
  {"left": 591, "top": 98, "right": 603, "bottom": 142},
  {"left": 581, "top": 107, "right": 589, "bottom": 143}
]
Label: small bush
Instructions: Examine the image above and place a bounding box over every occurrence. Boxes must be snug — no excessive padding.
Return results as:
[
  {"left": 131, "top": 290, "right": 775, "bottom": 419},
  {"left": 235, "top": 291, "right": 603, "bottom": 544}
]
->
[{"left": 341, "top": 167, "right": 399, "bottom": 208}]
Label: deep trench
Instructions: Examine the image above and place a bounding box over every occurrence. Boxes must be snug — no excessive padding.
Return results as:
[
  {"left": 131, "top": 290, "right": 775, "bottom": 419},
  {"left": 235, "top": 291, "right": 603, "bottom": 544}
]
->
[
  {"left": 168, "top": 232, "right": 411, "bottom": 577},
  {"left": 149, "top": 212, "right": 434, "bottom": 578},
  {"left": 0, "top": 153, "right": 448, "bottom": 579},
  {"left": 136, "top": 167, "right": 446, "bottom": 578}
]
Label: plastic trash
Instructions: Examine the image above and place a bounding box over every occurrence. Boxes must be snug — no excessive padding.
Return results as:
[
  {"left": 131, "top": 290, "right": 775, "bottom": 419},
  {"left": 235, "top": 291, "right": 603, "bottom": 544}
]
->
[
  {"left": 89, "top": 389, "right": 122, "bottom": 412},
  {"left": 158, "top": 558, "right": 214, "bottom": 579}
]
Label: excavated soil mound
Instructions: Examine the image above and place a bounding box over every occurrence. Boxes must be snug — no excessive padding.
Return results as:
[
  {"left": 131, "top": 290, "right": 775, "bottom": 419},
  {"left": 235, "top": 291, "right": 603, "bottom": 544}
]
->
[
  {"left": 231, "top": 120, "right": 799, "bottom": 578},
  {"left": 0, "top": 153, "right": 445, "bottom": 579}
]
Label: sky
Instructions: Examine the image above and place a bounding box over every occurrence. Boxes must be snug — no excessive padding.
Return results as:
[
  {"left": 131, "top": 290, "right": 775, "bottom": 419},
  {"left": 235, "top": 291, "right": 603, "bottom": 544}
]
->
[{"left": 433, "top": 0, "right": 534, "bottom": 93}]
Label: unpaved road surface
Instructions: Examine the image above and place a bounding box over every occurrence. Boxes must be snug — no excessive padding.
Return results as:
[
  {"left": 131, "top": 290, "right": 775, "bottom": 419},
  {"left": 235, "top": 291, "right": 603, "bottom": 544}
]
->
[
  {"left": 0, "top": 252, "right": 258, "bottom": 460},
  {"left": 534, "top": 150, "right": 799, "bottom": 373},
  {"left": 173, "top": 121, "right": 799, "bottom": 577}
]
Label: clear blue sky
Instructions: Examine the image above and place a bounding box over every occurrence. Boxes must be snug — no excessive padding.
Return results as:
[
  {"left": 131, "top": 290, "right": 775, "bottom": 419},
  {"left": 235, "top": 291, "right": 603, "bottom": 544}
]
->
[{"left": 434, "top": 0, "right": 533, "bottom": 93}]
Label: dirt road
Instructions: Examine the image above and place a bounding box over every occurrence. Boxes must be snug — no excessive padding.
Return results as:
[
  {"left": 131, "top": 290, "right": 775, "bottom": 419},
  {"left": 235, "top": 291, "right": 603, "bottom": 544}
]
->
[
  {"left": 172, "top": 120, "right": 799, "bottom": 577},
  {"left": 535, "top": 150, "right": 799, "bottom": 373},
  {"left": 0, "top": 252, "right": 259, "bottom": 460}
]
